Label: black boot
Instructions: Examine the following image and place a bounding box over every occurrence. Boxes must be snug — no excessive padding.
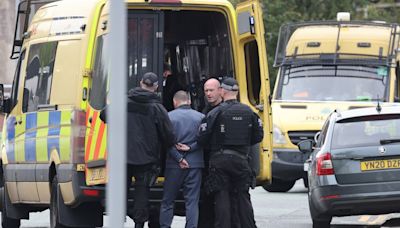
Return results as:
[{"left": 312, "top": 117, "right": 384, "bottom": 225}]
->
[{"left": 135, "top": 223, "right": 144, "bottom": 228}]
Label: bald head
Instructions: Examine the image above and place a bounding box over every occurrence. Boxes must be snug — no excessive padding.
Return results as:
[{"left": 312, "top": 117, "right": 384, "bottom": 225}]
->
[
  {"left": 204, "top": 78, "right": 222, "bottom": 107},
  {"left": 173, "top": 90, "right": 191, "bottom": 109}
]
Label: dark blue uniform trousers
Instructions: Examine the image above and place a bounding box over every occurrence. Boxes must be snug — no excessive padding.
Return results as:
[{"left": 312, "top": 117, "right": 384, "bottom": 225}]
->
[{"left": 160, "top": 168, "right": 202, "bottom": 228}]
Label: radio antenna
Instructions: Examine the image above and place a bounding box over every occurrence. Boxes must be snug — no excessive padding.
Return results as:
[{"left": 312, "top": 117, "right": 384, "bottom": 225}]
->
[{"left": 376, "top": 94, "right": 382, "bottom": 113}]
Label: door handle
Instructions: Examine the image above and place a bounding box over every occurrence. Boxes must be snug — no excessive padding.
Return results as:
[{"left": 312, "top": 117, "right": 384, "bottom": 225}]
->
[{"left": 89, "top": 117, "right": 92, "bottom": 124}]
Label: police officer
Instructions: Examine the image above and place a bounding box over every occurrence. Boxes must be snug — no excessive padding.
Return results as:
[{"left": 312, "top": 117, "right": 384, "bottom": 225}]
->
[{"left": 198, "top": 77, "right": 263, "bottom": 228}]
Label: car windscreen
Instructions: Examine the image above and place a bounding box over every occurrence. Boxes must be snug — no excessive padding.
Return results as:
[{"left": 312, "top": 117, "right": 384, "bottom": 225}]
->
[
  {"left": 276, "top": 65, "right": 388, "bottom": 102},
  {"left": 331, "top": 114, "right": 400, "bottom": 149}
]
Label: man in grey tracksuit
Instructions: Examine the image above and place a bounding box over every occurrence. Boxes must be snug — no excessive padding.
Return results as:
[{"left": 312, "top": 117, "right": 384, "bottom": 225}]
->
[{"left": 160, "top": 90, "right": 205, "bottom": 228}]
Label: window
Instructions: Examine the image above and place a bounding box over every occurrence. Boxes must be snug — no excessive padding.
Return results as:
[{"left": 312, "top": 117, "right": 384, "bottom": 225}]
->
[
  {"left": 244, "top": 40, "right": 261, "bottom": 105},
  {"left": 316, "top": 118, "right": 330, "bottom": 148},
  {"left": 89, "top": 35, "right": 109, "bottom": 110},
  {"left": 23, "top": 42, "right": 57, "bottom": 112},
  {"left": 10, "top": 51, "right": 26, "bottom": 111}
]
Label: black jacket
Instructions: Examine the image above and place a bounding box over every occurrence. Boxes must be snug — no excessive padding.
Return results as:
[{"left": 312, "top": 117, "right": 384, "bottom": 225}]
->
[
  {"left": 127, "top": 87, "right": 176, "bottom": 165},
  {"left": 198, "top": 99, "right": 264, "bottom": 155}
]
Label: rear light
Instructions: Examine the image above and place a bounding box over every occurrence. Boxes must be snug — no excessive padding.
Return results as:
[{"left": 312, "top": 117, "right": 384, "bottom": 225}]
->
[
  {"left": 71, "top": 110, "right": 86, "bottom": 163},
  {"left": 83, "top": 189, "right": 100, "bottom": 197},
  {"left": 316, "top": 152, "right": 334, "bottom": 176}
]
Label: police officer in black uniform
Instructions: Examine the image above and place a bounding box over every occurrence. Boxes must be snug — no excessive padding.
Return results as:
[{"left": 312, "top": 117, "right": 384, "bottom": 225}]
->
[{"left": 198, "top": 77, "right": 263, "bottom": 228}]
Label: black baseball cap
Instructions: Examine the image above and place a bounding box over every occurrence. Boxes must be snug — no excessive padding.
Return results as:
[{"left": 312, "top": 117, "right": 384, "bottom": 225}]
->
[
  {"left": 220, "top": 77, "right": 239, "bottom": 91},
  {"left": 141, "top": 72, "right": 159, "bottom": 87}
]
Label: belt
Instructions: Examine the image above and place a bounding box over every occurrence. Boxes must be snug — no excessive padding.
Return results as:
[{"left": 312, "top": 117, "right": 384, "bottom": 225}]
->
[{"left": 212, "top": 149, "right": 248, "bottom": 160}]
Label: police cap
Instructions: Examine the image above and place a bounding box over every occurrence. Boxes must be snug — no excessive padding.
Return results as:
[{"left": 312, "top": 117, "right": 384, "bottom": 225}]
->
[
  {"left": 221, "top": 77, "right": 239, "bottom": 91},
  {"left": 142, "top": 72, "right": 159, "bottom": 87}
]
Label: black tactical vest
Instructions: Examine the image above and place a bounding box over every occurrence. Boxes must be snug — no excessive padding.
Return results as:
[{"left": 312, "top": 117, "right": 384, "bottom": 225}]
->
[{"left": 216, "top": 103, "right": 252, "bottom": 146}]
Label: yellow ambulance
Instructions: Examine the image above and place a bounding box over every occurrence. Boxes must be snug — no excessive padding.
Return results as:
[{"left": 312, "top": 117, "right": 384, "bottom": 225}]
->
[
  {"left": 265, "top": 13, "right": 400, "bottom": 192},
  {"left": 0, "top": 0, "right": 272, "bottom": 226}
]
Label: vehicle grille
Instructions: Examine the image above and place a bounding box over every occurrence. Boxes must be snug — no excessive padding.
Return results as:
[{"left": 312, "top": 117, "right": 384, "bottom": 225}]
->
[{"left": 288, "top": 131, "right": 319, "bottom": 146}]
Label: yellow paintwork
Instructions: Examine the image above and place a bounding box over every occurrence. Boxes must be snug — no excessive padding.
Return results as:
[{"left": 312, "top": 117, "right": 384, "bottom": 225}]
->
[
  {"left": 286, "top": 26, "right": 394, "bottom": 57},
  {"left": 2, "top": 0, "right": 272, "bottom": 207},
  {"left": 273, "top": 22, "right": 400, "bottom": 151}
]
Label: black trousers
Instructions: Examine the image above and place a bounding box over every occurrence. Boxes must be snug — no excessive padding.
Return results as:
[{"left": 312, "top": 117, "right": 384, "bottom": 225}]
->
[
  {"left": 127, "top": 164, "right": 155, "bottom": 224},
  {"left": 198, "top": 168, "right": 215, "bottom": 228},
  {"left": 210, "top": 153, "right": 257, "bottom": 228}
]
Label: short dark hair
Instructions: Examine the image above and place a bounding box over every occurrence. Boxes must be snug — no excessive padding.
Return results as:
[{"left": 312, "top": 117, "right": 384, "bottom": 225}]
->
[{"left": 173, "top": 90, "right": 190, "bottom": 102}]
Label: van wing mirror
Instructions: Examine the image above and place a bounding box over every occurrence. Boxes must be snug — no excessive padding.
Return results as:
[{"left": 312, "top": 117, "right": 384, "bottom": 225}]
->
[
  {"left": 0, "top": 84, "right": 11, "bottom": 114},
  {"left": 297, "top": 139, "right": 314, "bottom": 154}
]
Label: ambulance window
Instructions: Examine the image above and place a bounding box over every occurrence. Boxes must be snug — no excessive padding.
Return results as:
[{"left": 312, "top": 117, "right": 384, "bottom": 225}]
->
[
  {"left": 244, "top": 40, "right": 261, "bottom": 105},
  {"left": 90, "top": 34, "right": 109, "bottom": 110},
  {"left": 10, "top": 51, "right": 25, "bottom": 111},
  {"left": 23, "top": 42, "right": 57, "bottom": 112}
]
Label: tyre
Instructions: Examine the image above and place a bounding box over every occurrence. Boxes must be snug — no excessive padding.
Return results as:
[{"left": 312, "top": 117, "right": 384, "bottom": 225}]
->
[
  {"left": 262, "top": 178, "right": 296, "bottom": 192},
  {"left": 50, "top": 176, "right": 67, "bottom": 228},
  {"left": 1, "top": 185, "right": 21, "bottom": 228},
  {"left": 308, "top": 195, "right": 331, "bottom": 228},
  {"left": 303, "top": 177, "right": 309, "bottom": 188}
]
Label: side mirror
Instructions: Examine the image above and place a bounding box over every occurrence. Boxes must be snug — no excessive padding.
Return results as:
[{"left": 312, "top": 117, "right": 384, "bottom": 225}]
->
[
  {"left": 297, "top": 139, "right": 314, "bottom": 154},
  {"left": 0, "top": 84, "right": 10, "bottom": 114}
]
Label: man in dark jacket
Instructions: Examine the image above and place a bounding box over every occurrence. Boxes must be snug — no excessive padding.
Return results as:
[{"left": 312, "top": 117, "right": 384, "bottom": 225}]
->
[
  {"left": 160, "top": 90, "right": 205, "bottom": 228},
  {"left": 198, "top": 77, "right": 222, "bottom": 228},
  {"left": 198, "top": 77, "right": 263, "bottom": 228},
  {"left": 127, "top": 72, "right": 176, "bottom": 228}
]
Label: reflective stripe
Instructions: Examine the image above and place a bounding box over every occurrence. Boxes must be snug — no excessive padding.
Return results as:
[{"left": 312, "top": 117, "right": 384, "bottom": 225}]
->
[
  {"left": 88, "top": 111, "right": 99, "bottom": 161},
  {"left": 47, "top": 111, "right": 61, "bottom": 159},
  {"left": 36, "top": 112, "right": 49, "bottom": 162},
  {"left": 93, "top": 121, "right": 105, "bottom": 160},
  {"left": 85, "top": 110, "right": 97, "bottom": 162},
  {"left": 6, "top": 116, "right": 16, "bottom": 162},
  {"left": 15, "top": 115, "right": 26, "bottom": 162},
  {"left": 60, "top": 111, "right": 72, "bottom": 161},
  {"left": 98, "top": 124, "right": 107, "bottom": 159},
  {"left": 25, "top": 113, "right": 37, "bottom": 161}
]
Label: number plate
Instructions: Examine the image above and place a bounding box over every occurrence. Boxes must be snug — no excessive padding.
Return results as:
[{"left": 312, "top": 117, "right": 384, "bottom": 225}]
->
[
  {"left": 86, "top": 167, "right": 107, "bottom": 185},
  {"left": 360, "top": 159, "right": 400, "bottom": 171}
]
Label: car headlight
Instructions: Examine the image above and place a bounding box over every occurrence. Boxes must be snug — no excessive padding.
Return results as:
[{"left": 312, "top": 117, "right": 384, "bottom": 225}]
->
[{"left": 273, "top": 124, "right": 287, "bottom": 145}]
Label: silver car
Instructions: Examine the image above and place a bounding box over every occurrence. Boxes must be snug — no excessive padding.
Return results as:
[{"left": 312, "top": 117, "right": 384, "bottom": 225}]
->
[{"left": 298, "top": 105, "right": 400, "bottom": 228}]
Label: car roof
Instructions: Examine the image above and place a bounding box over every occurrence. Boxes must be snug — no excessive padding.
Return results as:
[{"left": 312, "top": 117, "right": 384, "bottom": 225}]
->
[{"left": 334, "top": 105, "right": 400, "bottom": 122}]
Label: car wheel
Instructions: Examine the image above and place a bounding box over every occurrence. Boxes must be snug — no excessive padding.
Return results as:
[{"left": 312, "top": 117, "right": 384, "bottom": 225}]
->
[
  {"left": 303, "top": 177, "right": 309, "bottom": 188},
  {"left": 50, "top": 176, "right": 67, "bottom": 228},
  {"left": 312, "top": 219, "right": 331, "bottom": 228},
  {"left": 262, "top": 178, "right": 296, "bottom": 192},
  {"left": 1, "top": 185, "right": 21, "bottom": 228},
  {"left": 308, "top": 195, "right": 331, "bottom": 228}
]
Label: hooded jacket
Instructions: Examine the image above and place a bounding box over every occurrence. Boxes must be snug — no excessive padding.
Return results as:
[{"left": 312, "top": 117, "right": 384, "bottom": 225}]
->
[{"left": 127, "top": 87, "right": 176, "bottom": 165}]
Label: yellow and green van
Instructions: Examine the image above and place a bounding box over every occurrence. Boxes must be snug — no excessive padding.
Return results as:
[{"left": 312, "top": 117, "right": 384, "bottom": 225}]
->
[
  {"left": 0, "top": 0, "right": 272, "bottom": 226},
  {"left": 265, "top": 14, "right": 400, "bottom": 192}
]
